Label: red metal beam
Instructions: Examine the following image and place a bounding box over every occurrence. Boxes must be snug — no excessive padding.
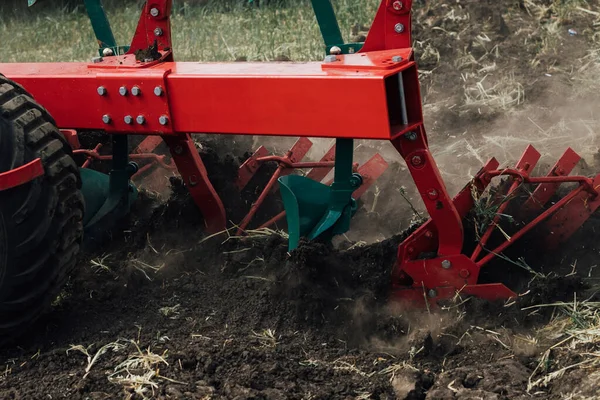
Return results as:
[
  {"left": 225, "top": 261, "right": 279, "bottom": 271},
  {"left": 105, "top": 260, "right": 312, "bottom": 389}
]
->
[{"left": 0, "top": 48, "right": 414, "bottom": 140}]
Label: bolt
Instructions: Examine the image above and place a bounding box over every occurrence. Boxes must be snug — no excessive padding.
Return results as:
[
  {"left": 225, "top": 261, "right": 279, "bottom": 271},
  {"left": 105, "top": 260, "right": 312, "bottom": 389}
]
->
[
  {"left": 459, "top": 269, "right": 470, "bottom": 278},
  {"left": 427, "top": 289, "right": 437, "bottom": 298},
  {"left": 159, "top": 115, "right": 169, "bottom": 126},
  {"left": 97, "top": 86, "right": 107, "bottom": 96},
  {"left": 102, "top": 114, "right": 111, "bottom": 124},
  {"left": 102, "top": 48, "right": 114, "bottom": 57},
  {"left": 119, "top": 86, "right": 128, "bottom": 96},
  {"left": 427, "top": 189, "right": 438, "bottom": 200},
  {"left": 392, "top": 0, "right": 403, "bottom": 10},
  {"left": 425, "top": 230, "right": 434, "bottom": 238},
  {"left": 392, "top": 55, "right": 403, "bottom": 63},
  {"left": 150, "top": 7, "right": 160, "bottom": 17},
  {"left": 394, "top": 23, "right": 405, "bottom": 33},
  {"left": 329, "top": 46, "right": 342, "bottom": 55},
  {"left": 441, "top": 260, "right": 452, "bottom": 269},
  {"left": 411, "top": 155, "right": 423, "bottom": 167},
  {"left": 324, "top": 55, "right": 338, "bottom": 63},
  {"left": 188, "top": 175, "right": 198, "bottom": 187},
  {"left": 131, "top": 86, "right": 141, "bottom": 96},
  {"left": 404, "top": 131, "right": 417, "bottom": 141},
  {"left": 124, "top": 115, "right": 134, "bottom": 125},
  {"left": 174, "top": 145, "right": 183, "bottom": 155},
  {"left": 154, "top": 27, "right": 163, "bottom": 36},
  {"left": 154, "top": 86, "right": 164, "bottom": 96},
  {"left": 91, "top": 56, "right": 103, "bottom": 63},
  {"left": 136, "top": 115, "right": 146, "bottom": 125},
  {"left": 144, "top": 58, "right": 154, "bottom": 63}
]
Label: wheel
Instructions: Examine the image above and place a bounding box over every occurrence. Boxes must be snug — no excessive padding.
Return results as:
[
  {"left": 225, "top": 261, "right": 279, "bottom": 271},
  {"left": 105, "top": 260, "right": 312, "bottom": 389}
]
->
[{"left": 0, "top": 74, "right": 84, "bottom": 345}]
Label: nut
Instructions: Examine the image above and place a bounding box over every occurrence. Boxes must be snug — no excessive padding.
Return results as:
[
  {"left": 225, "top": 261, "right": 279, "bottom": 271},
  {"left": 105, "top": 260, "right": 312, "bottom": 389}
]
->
[
  {"left": 159, "top": 115, "right": 169, "bottom": 126},
  {"left": 150, "top": 7, "right": 160, "bottom": 17},
  {"left": 102, "top": 114, "right": 111, "bottom": 124},
  {"left": 329, "top": 46, "right": 342, "bottom": 55},
  {"left": 102, "top": 48, "right": 114, "bottom": 57},
  {"left": 394, "top": 23, "right": 405, "bottom": 33},
  {"left": 119, "top": 86, "right": 128, "bottom": 96},
  {"left": 97, "top": 86, "right": 107, "bottom": 96},
  {"left": 136, "top": 115, "right": 146, "bottom": 125},
  {"left": 441, "top": 260, "right": 452, "bottom": 269},
  {"left": 154, "top": 86, "right": 164, "bottom": 96},
  {"left": 91, "top": 56, "right": 103, "bottom": 63},
  {"left": 131, "top": 86, "right": 141, "bottom": 96},
  {"left": 154, "top": 27, "right": 163, "bottom": 36},
  {"left": 392, "top": 55, "right": 403, "bottom": 63},
  {"left": 392, "top": 1, "right": 403, "bottom": 11},
  {"left": 324, "top": 55, "right": 338, "bottom": 63},
  {"left": 411, "top": 155, "right": 423, "bottom": 167},
  {"left": 124, "top": 115, "right": 133, "bottom": 125}
]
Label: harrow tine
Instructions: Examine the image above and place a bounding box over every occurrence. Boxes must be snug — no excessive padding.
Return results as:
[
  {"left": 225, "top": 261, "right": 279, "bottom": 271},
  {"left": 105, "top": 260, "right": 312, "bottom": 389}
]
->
[
  {"left": 305, "top": 143, "right": 336, "bottom": 182},
  {"left": 237, "top": 145, "right": 269, "bottom": 190},
  {"left": 349, "top": 153, "right": 389, "bottom": 199},
  {"left": 236, "top": 138, "right": 313, "bottom": 234},
  {"left": 544, "top": 173, "right": 600, "bottom": 247},
  {"left": 470, "top": 145, "right": 541, "bottom": 262},
  {"left": 521, "top": 147, "right": 581, "bottom": 212},
  {"left": 133, "top": 136, "right": 164, "bottom": 154}
]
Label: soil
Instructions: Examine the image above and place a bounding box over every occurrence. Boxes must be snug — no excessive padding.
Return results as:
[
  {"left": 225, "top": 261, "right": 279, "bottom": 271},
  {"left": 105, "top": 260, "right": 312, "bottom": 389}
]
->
[{"left": 2, "top": 0, "right": 600, "bottom": 399}]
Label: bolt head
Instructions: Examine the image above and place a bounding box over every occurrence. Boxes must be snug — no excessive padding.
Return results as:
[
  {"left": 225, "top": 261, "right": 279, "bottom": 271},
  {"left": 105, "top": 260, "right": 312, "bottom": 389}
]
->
[
  {"left": 154, "top": 27, "right": 163, "bottom": 36},
  {"left": 102, "top": 48, "right": 114, "bottom": 57},
  {"left": 91, "top": 56, "right": 103, "bottom": 63},
  {"left": 119, "top": 86, "right": 128, "bottom": 96},
  {"left": 427, "top": 289, "right": 437, "bottom": 298},
  {"left": 97, "top": 86, "right": 107, "bottom": 96},
  {"left": 150, "top": 7, "right": 160, "bottom": 17},
  {"left": 392, "top": 55, "right": 403, "bottom": 63},
  {"left": 404, "top": 131, "right": 417, "bottom": 141},
  {"left": 329, "top": 46, "right": 342, "bottom": 55},
  {"left": 324, "top": 55, "right": 338, "bottom": 63},
  {"left": 154, "top": 86, "right": 164, "bottom": 96},
  {"left": 102, "top": 114, "right": 111, "bottom": 124},
  {"left": 159, "top": 115, "right": 169, "bottom": 126},
  {"left": 441, "top": 260, "right": 452, "bottom": 269},
  {"left": 174, "top": 145, "right": 183, "bottom": 155},
  {"left": 411, "top": 155, "right": 423, "bottom": 167},
  {"left": 427, "top": 189, "right": 439, "bottom": 200},
  {"left": 393, "top": 0, "right": 403, "bottom": 10},
  {"left": 394, "top": 23, "right": 405, "bottom": 33},
  {"left": 131, "top": 86, "right": 141, "bottom": 96},
  {"left": 124, "top": 115, "right": 133, "bottom": 124},
  {"left": 136, "top": 115, "right": 146, "bottom": 125}
]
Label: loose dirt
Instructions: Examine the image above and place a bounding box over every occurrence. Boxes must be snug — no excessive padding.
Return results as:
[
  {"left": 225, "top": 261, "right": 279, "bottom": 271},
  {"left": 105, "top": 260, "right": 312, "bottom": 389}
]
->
[{"left": 2, "top": 0, "right": 600, "bottom": 399}]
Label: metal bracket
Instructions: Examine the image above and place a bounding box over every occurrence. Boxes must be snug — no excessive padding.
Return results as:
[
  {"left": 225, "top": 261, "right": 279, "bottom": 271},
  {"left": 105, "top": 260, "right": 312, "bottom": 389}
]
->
[{"left": 95, "top": 69, "right": 174, "bottom": 135}]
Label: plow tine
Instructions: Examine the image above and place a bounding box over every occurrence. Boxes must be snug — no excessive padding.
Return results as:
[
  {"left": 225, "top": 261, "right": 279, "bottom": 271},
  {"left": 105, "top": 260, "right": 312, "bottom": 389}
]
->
[
  {"left": 237, "top": 145, "right": 269, "bottom": 190},
  {"left": 544, "top": 174, "right": 600, "bottom": 247},
  {"left": 305, "top": 143, "right": 336, "bottom": 182},
  {"left": 258, "top": 154, "right": 389, "bottom": 230},
  {"left": 471, "top": 145, "right": 541, "bottom": 262},
  {"left": 522, "top": 147, "right": 581, "bottom": 212},
  {"left": 277, "top": 137, "right": 313, "bottom": 179},
  {"left": 351, "top": 154, "right": 389, "bottom": 198}
]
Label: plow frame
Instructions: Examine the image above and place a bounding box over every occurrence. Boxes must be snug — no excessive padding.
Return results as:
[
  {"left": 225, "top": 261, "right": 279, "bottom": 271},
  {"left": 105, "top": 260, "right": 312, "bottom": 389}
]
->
[{"left": 2, "top": 0, "right": 600, "bottom": 305}]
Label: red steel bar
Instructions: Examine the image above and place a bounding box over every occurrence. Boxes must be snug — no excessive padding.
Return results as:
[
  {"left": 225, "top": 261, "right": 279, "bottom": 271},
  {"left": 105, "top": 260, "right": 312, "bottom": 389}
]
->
[{"left": 476, "top": 185, "right": 586, "bottom": 267}]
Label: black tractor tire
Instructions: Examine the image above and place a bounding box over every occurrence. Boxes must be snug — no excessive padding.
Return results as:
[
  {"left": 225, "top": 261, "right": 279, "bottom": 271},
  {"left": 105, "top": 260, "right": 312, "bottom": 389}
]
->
[{"left": 0, "top": 74, "right": 84, "bottom": 346}]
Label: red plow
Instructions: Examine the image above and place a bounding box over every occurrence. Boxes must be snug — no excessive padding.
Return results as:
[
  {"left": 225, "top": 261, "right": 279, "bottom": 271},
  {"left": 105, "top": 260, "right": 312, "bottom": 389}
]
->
[{"left": 1, "top": 0, "right": 600, "bottom": 343}]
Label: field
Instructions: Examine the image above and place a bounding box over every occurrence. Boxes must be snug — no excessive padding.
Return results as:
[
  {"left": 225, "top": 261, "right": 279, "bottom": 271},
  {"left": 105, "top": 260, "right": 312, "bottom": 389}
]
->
[{"left": 2, "top": 0, "right": 600, "bottom": 399}]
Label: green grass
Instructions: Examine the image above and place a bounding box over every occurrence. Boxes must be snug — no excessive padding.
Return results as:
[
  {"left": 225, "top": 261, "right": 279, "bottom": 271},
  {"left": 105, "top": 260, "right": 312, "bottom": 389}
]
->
[{"left": 0, "top": 0, "right": 378, "bottom": 63}]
